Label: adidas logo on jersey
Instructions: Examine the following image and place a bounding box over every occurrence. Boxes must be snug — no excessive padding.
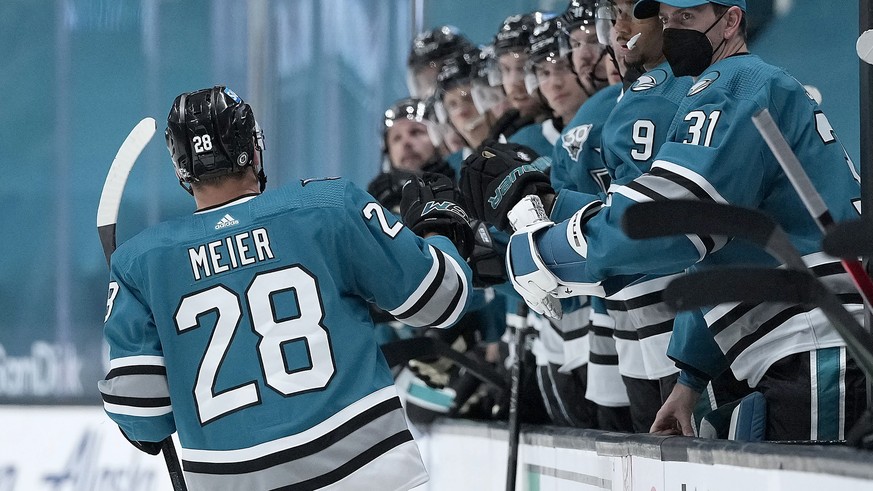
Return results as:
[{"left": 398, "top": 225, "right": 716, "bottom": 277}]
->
[{"left": 215, "top": 214, "right": 239, "bottom": 230}]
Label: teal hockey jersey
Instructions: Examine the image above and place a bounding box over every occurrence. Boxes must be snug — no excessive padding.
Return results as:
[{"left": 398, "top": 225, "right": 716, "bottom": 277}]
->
[
  {"left": 508, "top": 119, "right": 561, "bottom": 157},
  {"left": 550, "top": 82, "right": 622, "bottom": 215},
  {"left": 597, "top": 63, "right": 694, "bottom": 380},
  {"left": 529, "top": 54, "right": 862, "bottom": 385},
  {"left": 99, "top": 177, "right": 472, "bottom": 490}
]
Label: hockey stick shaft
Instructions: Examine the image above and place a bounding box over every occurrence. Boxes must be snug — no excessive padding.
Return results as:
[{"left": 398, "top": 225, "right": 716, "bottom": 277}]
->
[
  {"left": 97, "top": 118, "right": 187, "bottom": 491},
  {"left": 752, "top": 108, "right": 873, "bottom": 309},
  {"left": 506, "top": 303, "right": 531, "bottom": 491},
  {"left": 622, "top": 200, "right": 808, "bottom": 270}
]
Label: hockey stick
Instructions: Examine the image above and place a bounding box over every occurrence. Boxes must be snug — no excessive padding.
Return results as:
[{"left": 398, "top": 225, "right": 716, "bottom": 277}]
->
[
  {"left": 97, "top": 117, "right": 188, "bottom": 491},
  {"left": 751, "top": 108, "right": 873, "bottom": 309},
  {"left": 823, "top": 219, "right": 873, "bottom": 258},
  {"left": 505, "top": 303, "right": 533, "bottom": 491},
  {"left": 379, "top": 336, "right": 507, "bottom": 390},
  {"left": 622, "top": 200, "right": 807, "bottom": 270},
  {"left": 663, "top": 267, "right": 873, "bottom": 380},
  {"left": 624, "top": 200, "right": 873, "bottom": 408}
]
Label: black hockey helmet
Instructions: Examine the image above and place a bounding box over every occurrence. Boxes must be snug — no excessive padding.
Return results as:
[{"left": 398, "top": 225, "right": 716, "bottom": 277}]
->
[
  {"left": 407, "top": 25, "right": 473, "bottom": 69},
  {"left": 522, "top": 14, "right": 570, "bottom": 94},
  {"left": 563, "top": 0, "right": 612, "bottom": 46},
  {"left": 432, "top": 47, "right": 485, "bottom": 124},
  {"left": 527, "top": 16, "right": 569, "bottom": 67},
  {"left": 493, "top": 12, "right": 541, "bottom": 56},
  {"left": 381, "top": 97, "right": 440, "bottom": 151},
  {"left": 435, "top": 47, "right": 480, "bottom": 96},
  {"left": 165, "top": 85, "right": 265, "bottom": 194},
  {"left": 407, "top": 26, "right": 474, "bottom": 98}
]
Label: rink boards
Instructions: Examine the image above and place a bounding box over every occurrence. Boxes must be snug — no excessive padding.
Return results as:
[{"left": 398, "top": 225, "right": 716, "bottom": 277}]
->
[{"left": 2, "top": 406, "right": 873, "bottom": 490}]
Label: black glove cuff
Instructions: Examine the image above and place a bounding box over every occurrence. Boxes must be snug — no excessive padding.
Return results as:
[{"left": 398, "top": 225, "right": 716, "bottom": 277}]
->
[{"left": 119, "top": 428, "right": 162, "bottom": 455}]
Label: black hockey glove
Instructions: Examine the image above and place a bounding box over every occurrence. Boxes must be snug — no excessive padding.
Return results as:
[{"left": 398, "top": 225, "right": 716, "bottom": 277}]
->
[
  {"left": 367, "top": 169, "right": 416, "bottom": 212},
  {"left": 400, "top": 173, "right": 475, "bottom": 259},
  {"left": 468, "top": 220, "right": 507, "bottom": 288},
  {"left": 119, "top": 427, "right": 162, "bottom": 455},
  {"left": 460, "top": 141, "right": 554, "bottom": 234}
]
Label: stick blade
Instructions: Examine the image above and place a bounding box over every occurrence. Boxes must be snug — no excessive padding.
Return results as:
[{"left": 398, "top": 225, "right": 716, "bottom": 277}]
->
[
  {"left": 663, "top": 267, "right": 816, "bottom": 311},
  {"left": 823, "top": 219, "right": 873, "bottom": 258},
  {"left": 97, "top": 117, "right": 157, "bottom": 229},
  {"left": 622, "top": 201, "right": 776, "bottom": 247}
]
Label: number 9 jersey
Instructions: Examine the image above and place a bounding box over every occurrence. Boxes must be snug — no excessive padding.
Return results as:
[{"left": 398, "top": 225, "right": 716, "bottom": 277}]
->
[{"left": 99, "top": 177, "right": 472, "bottom": 491}]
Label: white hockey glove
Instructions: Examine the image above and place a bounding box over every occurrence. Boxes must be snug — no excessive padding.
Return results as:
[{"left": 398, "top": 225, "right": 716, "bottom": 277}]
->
[{"left": 506, "top": 196, "right": 563, "bottom": 320}]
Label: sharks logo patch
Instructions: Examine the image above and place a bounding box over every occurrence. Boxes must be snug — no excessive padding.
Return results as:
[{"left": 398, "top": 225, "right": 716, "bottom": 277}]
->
[
  {"left": 301, "top": 176, "right": 341, "bottom": 186},
  {"left": 688, "top": 71, "right": 720, "bottom": 96},
  {"left": 631, "top": 69, "right": 668, "bottom": 92},
  {"left": 561, "top": 124, "right": 592, "bottom": 160}
]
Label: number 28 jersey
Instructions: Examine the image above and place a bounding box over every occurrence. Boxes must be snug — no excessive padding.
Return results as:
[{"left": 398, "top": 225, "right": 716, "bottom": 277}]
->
[{"left": 99, "top": 177, "right": 472, "bottom": 490}]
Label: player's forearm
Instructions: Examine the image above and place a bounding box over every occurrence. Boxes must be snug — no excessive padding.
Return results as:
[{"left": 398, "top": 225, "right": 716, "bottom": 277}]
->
[{"left": 533, "top": 200, "right": 703, "bottom": 286}]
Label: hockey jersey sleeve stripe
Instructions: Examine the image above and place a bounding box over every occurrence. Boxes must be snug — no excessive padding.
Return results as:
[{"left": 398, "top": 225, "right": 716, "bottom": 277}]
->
[
  {"left": 102, "top": 392, "right": 172, "bottom": 408},
  {"left": 98, "top": 362, "right": 172, "bottom": 416},
  {"left": 102, "top": 399, "right": 172, "bottom": 417},
  {"left": 649, "top": 161, "right": 728, "bottom": 203},
  {"left": 391, "top": 245, "right": 445, "bottom": 319},
  {"left": 106, "top": 364, "right": 167, "bottom": 378},
  {"left": 109, "top": 355, "right": 165, "bottom": 369},
  {"left": 427, "top": 252, "right": 468, "bottom": 329},
  {"left": 615, "top": 162, "right": 731, "bottom": 259},
  {"left": 391, "top": 246, "right": 467, "bottom": 328}
]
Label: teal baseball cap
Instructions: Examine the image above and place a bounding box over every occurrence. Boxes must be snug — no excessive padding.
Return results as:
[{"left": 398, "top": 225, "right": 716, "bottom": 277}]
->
[{"left": 634, "top": 0, "right": 746, "bottom": 19}]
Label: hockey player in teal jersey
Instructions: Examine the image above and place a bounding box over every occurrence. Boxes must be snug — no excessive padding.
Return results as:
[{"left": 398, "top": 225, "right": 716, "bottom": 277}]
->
[
  {"left": 548, "top": 0, "right": 636, "bottom": 431},
  {"left": 98, "top": 86, "right": 474, "bottom": 490},
  {"left": 502, "top": 0, "right": 866, "bottom": 441},
  {"left": 590, "top": 0, "right": 693, "bottom": 432},
  {"left": 437, "top": 47, "right": 499, "bottom": 173},
  {"left": 550, "top": 0, "right": 622, "bottom": 217},
  {"left": 489, "top": 12, "right": 560, "bottom": 156}
]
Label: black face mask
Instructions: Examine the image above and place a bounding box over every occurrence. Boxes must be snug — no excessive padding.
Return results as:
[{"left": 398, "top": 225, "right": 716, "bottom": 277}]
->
[{"left": 662, "top": 10, "right": 729, "bottom": 77}]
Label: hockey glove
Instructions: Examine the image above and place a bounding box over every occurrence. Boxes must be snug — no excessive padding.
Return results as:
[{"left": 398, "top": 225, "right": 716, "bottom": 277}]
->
[
  {"left": 367, "top": 169, "right": 415, "bottom": 212},
  {"left": 119, "top": 427, "right": 162, "bottom": 455},
  {"left": 460, "top": 141, "right": 554, "bottom": 234},
  {"left": 505, "top": 196, "right": 563, "bottom": 319},
  {"left": 400, "top": 173, "right": 475, "bottom": 259},
  {"left": 468, "top": 220, "right": 507, "bottom": 288}
]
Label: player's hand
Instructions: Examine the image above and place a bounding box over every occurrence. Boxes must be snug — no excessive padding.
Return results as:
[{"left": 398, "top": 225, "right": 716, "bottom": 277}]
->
[
  {"left": 119, "top": 428, "right": 163, "bottom": 455},
  {"left": 650, "top": 383, "right": 700, "bottom": 436},
  {"left": 467, "top": 220, "right": 507, "bottom": 288},
  {"left": 505, "top": 196, "right": 562, "bottom": 319},
  {"left": 460, "top": 141, "right": 554, "bottom": 234},
  {"left": 400, "top": 173, "right": 475, "bottom": 259}
]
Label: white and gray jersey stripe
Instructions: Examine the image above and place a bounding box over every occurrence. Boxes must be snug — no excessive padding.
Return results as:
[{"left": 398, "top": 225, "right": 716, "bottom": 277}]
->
[
  {"left": 389, "top": 244, "right": 468, "bottom": 328},
  {"left": 705, "top": 253, "right": 862, "bottom": 386},
  {"left": 605, "top": 274, "right": 682, "bottom": 380},
  {"left": 180, "top": 387, "right": 426, "bottom": 491}
]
